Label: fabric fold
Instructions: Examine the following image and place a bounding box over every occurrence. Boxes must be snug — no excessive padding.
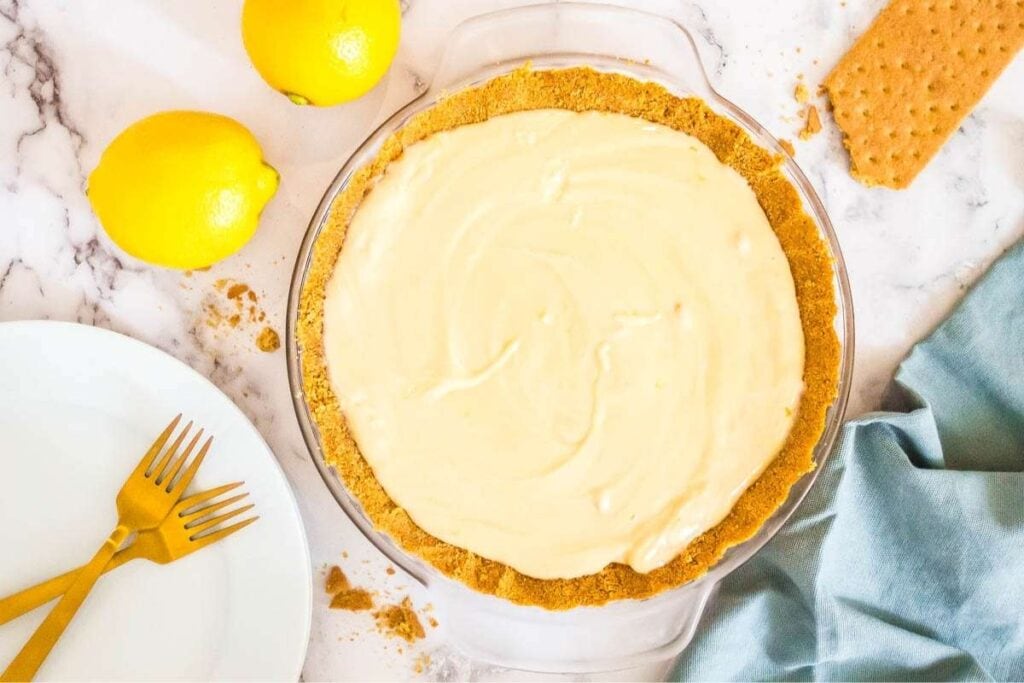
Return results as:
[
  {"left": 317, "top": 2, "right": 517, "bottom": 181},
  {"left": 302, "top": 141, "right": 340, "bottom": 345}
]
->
[{"left": 674, "top": 240, "right": 1024, "bottom": 681}]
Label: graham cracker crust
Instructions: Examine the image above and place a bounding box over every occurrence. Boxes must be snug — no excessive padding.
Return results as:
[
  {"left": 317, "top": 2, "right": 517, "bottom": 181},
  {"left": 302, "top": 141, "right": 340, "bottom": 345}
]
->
[{"left": 297, "top": 66, "right": 841, "bottom": 610}]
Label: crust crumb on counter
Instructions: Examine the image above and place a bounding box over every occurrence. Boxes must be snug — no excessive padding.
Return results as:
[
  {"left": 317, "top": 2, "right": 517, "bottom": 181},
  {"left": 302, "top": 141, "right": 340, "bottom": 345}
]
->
[
  {"left": 413, "top": 653, "right": 432, "bottom": 675},
  {"left": 325, "top": 565, "right": 348, "bottom": 593},
  {"left": 324, "top": 564, "right": 375, "bottom": 611},
  {"left": 374, "top": 597, "right": 425, "bottom": 643},
  {"left": 794, "top": 82, "right": 809, "bottom": 104},
  {"left": 330, "top": 588, "right": 374, "bottom": 611},
  {"left": 256, "top": 326, "right": 280, "bottom": 352},
  {"left": 799, "top": 105, "right": 822, "bottom": 140}
]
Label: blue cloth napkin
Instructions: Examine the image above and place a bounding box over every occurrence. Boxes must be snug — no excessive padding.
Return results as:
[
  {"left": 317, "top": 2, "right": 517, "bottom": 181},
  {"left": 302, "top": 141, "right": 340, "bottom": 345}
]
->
[{"left": 674, "top": 239, "right": 1024, "bottom": 681}]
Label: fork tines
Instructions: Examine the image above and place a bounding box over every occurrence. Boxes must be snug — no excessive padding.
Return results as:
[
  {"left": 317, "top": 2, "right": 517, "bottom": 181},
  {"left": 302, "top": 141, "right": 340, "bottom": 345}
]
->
[{"left": 178, "top": 482, "right": 259, "bottom": 547}]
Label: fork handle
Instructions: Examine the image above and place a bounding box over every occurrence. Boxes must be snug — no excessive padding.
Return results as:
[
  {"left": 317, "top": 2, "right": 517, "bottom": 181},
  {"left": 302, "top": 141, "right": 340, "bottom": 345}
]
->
[
  {"left": 1, "top": 525, "right": 132, "bottom": 682},
  {"left": 0, "top": 547, "right": 137, "bottom": 628}
]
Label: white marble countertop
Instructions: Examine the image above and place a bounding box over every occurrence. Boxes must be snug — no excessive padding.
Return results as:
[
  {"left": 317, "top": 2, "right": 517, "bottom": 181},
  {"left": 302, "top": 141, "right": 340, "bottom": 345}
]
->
[{"left": 1, "top": 0, "right": 1021, "bottom": 680}]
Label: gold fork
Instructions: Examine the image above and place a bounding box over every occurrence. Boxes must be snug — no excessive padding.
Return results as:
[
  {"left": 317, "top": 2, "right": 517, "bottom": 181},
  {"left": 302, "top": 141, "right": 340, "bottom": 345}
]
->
[
  {"left": 0, "top": 482, "right": 257, "bottom": 627},
  {"left": 2, "top": 415, "right": 211, "bottom": 681}
]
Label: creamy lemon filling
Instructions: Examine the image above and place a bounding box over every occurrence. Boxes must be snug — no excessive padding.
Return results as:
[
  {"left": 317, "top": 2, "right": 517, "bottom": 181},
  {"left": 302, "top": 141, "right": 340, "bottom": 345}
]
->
[{"left": 323, "top": 109, "right": 805, "bottom": 580}]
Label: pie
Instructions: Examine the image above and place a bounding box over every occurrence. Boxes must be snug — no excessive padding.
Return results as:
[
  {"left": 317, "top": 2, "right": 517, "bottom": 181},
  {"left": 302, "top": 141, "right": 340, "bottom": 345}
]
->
[{"left": 297, "top": 67, "right": 840, "bottom": 609}]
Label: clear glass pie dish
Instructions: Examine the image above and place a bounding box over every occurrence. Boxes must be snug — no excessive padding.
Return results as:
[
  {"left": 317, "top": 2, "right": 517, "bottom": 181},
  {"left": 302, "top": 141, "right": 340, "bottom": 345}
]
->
[{"left": 286, "top": 2, "right": 854, "bottom": 674}]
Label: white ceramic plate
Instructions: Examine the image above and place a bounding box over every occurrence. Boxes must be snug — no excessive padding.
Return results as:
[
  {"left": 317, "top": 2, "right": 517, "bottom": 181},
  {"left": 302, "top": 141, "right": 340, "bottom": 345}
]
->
[{"left": 0, "top": 321, "right": 311, "bottom": 681}]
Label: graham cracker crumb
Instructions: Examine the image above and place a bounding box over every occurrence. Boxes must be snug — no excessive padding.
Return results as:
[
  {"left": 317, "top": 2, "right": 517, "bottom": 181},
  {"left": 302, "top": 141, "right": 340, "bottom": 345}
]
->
[
  {"left": 374, "top": 597, "right": 425, "bottom": 643},
  {"left": 330, "top": 588, "right": 374, "bottom": 611},
  {"left": 413, "top": 653, "right": 431, "bottom": 675},
  {"left": 385, "top": 566, "right": 396, "bottom": 575},
  {"left": 823, "top": 0, "right": 1024, "bottom": 188},
  {"left": 325, "top": 565, "right": 349, "bottom": 594},
  {"left": 203, "top": 278, "right": 271, "bottom": 340},
  {"left": 427, "top": 617, "right": 438, "bottom": 629},
  {"left": 794, "top": 82, "right": 809, "bottom": 104},
  {"left": 256, "top": 326, "right": 280, "bottom": 352},
  {"left": 779, "top": 139, "right": 796, "bottom": 156},
  {"left": 297, "top": 66, "right": 841, "bottom": 609},
  {"left": 324, "top": 563, "right": 374, "bottom": 611},
  {"left": 799, "top": 105, "right": 822, "bottom": 140}
]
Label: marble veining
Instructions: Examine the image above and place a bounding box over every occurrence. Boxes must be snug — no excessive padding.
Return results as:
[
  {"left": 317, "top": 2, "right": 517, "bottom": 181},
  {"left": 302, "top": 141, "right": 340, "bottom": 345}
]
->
[{"left": 1, "top": 0, "right": 1021, "bottom": 680}]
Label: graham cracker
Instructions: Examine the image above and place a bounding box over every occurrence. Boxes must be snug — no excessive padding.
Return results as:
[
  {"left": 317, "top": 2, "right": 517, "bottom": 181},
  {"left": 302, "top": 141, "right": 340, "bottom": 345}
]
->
[{"left": 824, "top": 0, "right": 1024, "bottom": 188}]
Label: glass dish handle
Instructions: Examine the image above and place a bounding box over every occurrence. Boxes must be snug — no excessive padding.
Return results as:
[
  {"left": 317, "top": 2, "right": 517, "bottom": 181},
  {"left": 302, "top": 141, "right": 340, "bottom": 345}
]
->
[{"left": 428, "top": 2, "right": 717, "bottom": 100}]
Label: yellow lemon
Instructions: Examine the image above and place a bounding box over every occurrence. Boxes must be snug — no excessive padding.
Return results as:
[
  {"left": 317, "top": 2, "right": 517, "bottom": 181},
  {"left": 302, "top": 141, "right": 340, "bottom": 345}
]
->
[
  {"left": 87, "top": 111, "right": 278, "bottom": 270},
  {"left": 241, "top": 0, "right": 401, "bottom": 107}
]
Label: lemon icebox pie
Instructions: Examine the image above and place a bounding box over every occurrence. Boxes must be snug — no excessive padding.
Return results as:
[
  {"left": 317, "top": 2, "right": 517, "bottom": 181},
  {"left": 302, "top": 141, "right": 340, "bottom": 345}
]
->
[{"left": 297, "top": 67, "right": 840, "bottom": 609}]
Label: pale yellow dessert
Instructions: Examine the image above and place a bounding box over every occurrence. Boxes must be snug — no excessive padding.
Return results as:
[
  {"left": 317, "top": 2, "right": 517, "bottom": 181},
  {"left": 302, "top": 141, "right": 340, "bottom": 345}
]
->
[
  {"left": 321, "top": 109, "right": 805, "bottom": 580},
  {"left": 299, "top": 65, "right": 839, "bottom": 610}
]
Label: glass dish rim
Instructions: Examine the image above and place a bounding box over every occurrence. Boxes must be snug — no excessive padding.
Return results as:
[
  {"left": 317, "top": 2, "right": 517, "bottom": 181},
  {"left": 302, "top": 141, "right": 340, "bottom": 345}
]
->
[{"left": 285, "top": 2, "right": 855, "bottom": 610}]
